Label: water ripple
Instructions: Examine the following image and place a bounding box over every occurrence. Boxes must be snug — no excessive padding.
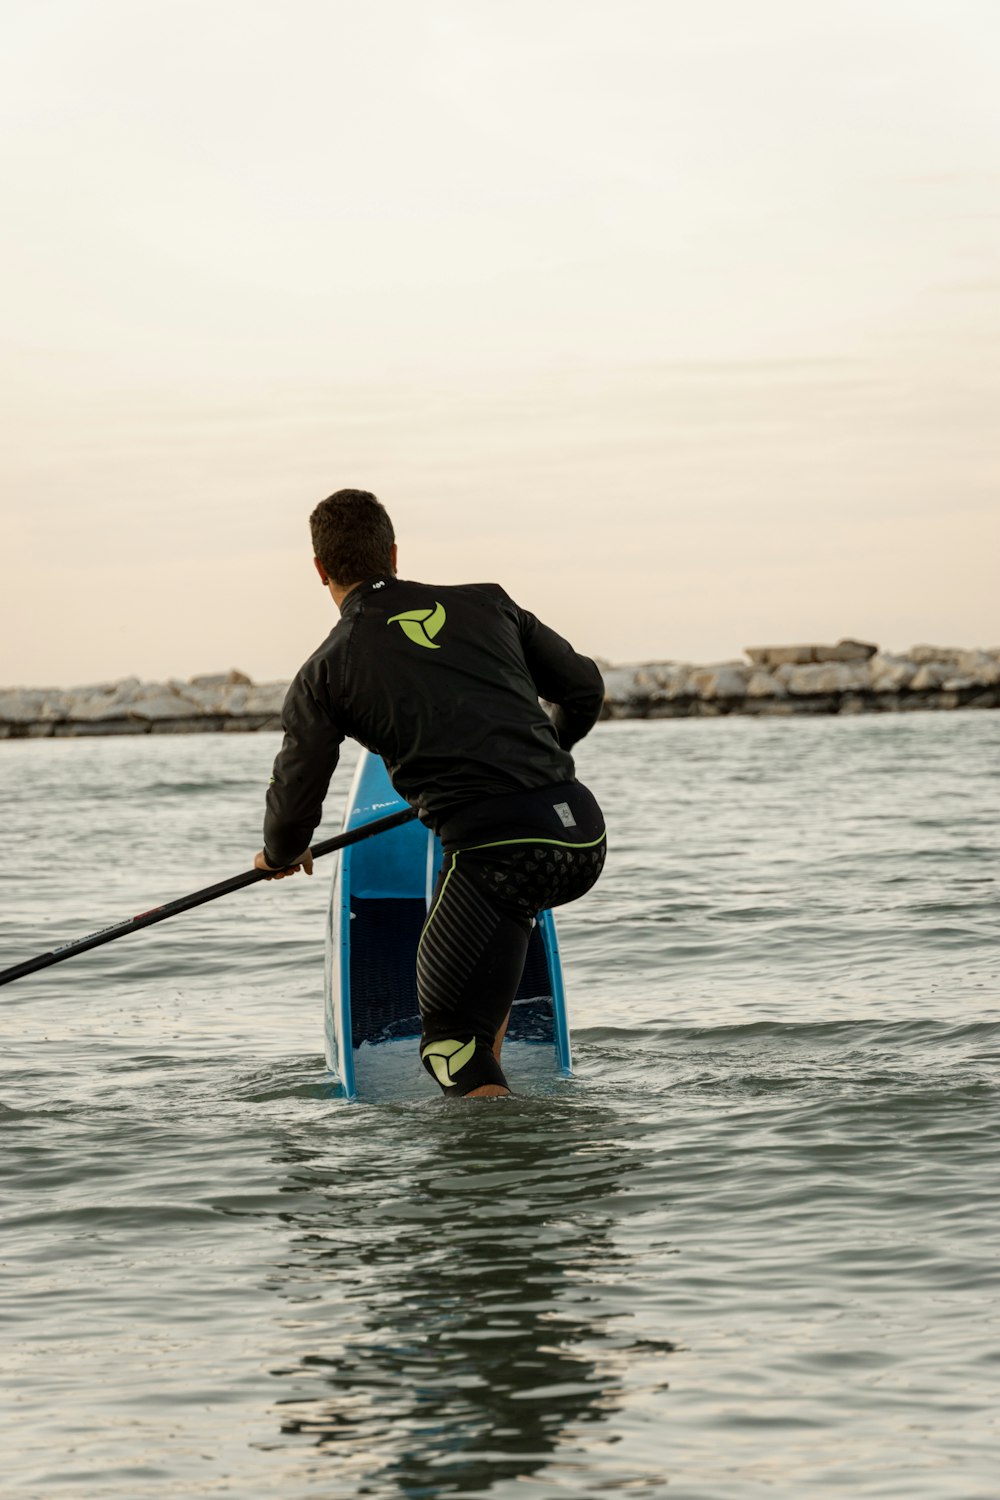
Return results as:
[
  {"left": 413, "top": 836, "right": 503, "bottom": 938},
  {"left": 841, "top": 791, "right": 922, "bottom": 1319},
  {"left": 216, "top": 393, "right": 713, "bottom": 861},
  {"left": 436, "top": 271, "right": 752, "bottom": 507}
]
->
[{"left": 2, "top": 716, "right": 1000, "bottom": 1497}]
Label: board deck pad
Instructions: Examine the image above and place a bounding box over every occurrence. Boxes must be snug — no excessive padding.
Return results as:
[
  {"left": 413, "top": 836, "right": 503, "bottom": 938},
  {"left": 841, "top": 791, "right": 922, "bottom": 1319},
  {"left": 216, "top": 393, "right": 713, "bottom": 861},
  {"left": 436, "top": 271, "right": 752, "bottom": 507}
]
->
[{"left": 325, "top": 751, "right": 572, "bottom": 1098}]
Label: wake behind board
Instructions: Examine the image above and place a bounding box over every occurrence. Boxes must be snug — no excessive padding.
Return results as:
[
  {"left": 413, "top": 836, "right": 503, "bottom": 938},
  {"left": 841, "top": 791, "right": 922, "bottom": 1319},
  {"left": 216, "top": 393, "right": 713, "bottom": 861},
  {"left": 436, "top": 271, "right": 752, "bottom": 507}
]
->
[{"left": 325, "top": 750, "right": 572, "bottom": 1100}]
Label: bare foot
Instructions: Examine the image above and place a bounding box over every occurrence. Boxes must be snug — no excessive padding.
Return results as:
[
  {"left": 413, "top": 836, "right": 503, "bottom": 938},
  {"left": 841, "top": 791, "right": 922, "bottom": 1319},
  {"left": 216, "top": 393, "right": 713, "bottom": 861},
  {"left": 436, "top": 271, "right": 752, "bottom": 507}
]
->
[{"left": 465, "top": 1084, "right": 511, "bottom": 1098}]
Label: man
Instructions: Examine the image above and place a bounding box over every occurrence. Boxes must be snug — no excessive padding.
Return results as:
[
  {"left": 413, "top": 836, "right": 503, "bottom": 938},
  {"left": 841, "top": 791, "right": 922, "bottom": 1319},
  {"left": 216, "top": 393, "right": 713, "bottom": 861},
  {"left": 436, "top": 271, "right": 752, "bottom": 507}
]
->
[{"left": 254, "top": 489, "right": 606, "bottom": 1099}]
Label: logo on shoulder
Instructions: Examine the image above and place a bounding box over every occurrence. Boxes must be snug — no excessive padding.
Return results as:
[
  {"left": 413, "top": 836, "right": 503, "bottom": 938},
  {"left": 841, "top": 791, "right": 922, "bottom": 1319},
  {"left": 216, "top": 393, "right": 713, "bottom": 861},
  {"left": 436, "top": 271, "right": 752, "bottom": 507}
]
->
[{"left": 387, "top": 601, "right": 447, "bottom": 649}]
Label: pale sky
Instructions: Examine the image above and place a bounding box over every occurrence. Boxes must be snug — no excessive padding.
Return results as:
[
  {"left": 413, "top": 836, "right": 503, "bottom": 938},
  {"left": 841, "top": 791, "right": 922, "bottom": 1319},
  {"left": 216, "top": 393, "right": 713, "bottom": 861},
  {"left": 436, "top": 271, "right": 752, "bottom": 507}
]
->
[{"left": 2, "top": 0, "right": 998, "bottom": 686}]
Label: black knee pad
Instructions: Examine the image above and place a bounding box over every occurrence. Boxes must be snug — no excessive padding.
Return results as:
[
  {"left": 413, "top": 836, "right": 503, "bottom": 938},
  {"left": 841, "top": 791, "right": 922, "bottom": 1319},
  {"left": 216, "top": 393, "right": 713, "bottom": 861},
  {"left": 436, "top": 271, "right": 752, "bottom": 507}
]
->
[{"left": 420, "top": 1036, "right": 510, "bottom": 1096}]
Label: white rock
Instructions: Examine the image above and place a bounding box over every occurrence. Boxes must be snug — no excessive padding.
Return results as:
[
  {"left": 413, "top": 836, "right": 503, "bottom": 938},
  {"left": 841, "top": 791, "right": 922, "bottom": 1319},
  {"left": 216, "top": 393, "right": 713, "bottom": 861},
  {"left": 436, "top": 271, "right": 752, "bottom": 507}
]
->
[
  {"left": 746, "top": 644, "right": 816, "bottom": 667},
  {"left": 132, "top": 681, "right": 180, "bottom": 702},
  {"left": 176, "top": 683, "right": 226, "bottom": 711},
  {"left": 33, "top": 692, "right": 71, "bottom": 721},
  {"left": 244, "top": 682, "right": 288, "bottom": 715},
  {"left": 212, "top": 683, "right": 249, "bottom": 714},
  {"left": 869, "top": 653, "right": 916, "bottom": 692},
  {"left": 817, "top": 662, "right": 873, "bottom": 693},
  {"left": 953, "top": 650, "right": 1000, "bottom": 684},
  {"left": 776, "top": 662, "right": 872, "bottom": 695},
  {"left": 910, "top": 663, "right": 952, "bottom": 691},
  {"left": 632, "top": 661, "right": 669, "bottom": 688},
  {"left": 127, "top": 690, "right": 198, "bottom": 720},
  {"left": 909, "top": 645, "right": 965, "bottom": 666},
  {"left": 745, "top": 670, "right": 787, "bottom": 698},
  {"left": 603, "top": 664, "right": 651, "bottom": 701},
  {"left": 64, "top": 677, "right": 148, "bottom": 719},
  {"left": 64, "top": 691, "right": 129, "bottom": 721},
  {"left": 649, "top": 664, "right": 694, "bottom": 699},
  {"left": 744, "top": 639, "right": 876, "bottom": 667},
  {"left": 188, "top": 669, "right": 253, "bottom": 687},
  {"left": 820, "top": 638, "right": 878, "bottom": 662},
  {"left": 0, "top": 688, "right": 51, "bottom": 721},
  {"left": 687, "top": 663, "right": 750, "bottom": 699}
]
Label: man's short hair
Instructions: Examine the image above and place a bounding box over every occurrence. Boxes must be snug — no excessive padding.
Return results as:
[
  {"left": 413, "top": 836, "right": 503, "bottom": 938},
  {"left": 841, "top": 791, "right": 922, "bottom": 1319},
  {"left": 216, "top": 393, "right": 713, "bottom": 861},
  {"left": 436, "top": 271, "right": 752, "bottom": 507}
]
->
[{"left": 310, "top": 489, "right": 395, "bottom": 586}]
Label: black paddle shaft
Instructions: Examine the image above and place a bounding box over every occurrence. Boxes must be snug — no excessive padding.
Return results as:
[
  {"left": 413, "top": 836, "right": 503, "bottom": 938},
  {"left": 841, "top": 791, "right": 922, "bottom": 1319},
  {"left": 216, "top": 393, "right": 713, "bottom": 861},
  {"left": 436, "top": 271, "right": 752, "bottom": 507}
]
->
[{"left": 0, "top": 807, "right": 418, "bottom": 990}]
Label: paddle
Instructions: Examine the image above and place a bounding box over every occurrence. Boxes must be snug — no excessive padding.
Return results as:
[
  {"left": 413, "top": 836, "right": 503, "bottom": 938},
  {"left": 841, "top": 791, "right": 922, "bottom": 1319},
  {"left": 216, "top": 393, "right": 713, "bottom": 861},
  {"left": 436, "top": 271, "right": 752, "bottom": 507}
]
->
[{"left": 0, "top": 807, "right": 418, "bottom": 989}]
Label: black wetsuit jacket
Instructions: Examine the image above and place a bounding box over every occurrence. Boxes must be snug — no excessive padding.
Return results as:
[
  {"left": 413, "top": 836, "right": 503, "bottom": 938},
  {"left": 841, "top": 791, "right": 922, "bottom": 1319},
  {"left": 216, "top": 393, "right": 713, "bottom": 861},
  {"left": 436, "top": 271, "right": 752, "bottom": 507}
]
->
[{"left": 262, "top": 575, "right": 605, "bottom": 868}]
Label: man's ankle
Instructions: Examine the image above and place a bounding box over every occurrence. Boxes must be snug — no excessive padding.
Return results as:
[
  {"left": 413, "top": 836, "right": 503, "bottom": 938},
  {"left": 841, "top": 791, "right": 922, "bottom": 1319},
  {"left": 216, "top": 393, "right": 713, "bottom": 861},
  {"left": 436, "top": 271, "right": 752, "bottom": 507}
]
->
[{"left": 465, "top": 1084, "right": 511, "bottom": 1098}]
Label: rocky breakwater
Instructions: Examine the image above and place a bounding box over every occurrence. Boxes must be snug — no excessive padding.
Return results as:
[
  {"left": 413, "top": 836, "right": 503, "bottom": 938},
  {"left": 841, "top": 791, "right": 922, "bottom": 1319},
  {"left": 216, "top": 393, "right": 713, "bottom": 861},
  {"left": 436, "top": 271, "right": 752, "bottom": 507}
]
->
[
  {"left": 0, "top": 671, "right": 289, "bottom": 739},
  {"left": 601, "top": 641, "right": 1000, "bottom": 720},
  {"left": 4, "top": 642, "right": 1000, "bottom": 739}
]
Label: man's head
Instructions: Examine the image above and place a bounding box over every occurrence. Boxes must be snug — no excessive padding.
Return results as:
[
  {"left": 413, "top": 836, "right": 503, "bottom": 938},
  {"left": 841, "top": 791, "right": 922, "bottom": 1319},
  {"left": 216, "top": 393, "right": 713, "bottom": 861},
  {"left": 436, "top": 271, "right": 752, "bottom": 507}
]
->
[{"left": 310, "top": 489, "right": 396, "bottom": 589}]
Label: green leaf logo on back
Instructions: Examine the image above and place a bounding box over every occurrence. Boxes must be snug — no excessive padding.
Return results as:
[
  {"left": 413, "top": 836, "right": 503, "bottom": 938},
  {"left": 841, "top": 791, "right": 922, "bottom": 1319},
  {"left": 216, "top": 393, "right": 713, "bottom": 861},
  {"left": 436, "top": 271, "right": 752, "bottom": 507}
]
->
[{"left": 387, "top": 601, "right": 447, "bottom": 649}]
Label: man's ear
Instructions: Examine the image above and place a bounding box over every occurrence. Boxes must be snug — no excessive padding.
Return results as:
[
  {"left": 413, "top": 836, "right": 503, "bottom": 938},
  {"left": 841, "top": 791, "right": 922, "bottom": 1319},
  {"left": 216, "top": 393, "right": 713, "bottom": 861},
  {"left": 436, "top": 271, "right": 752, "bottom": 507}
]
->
[
  {"left": 390, "top": 542, "right": 398, "bottom": 574},
  {"left": 313, "top": 556, "right": 330, "bottom": 586}
]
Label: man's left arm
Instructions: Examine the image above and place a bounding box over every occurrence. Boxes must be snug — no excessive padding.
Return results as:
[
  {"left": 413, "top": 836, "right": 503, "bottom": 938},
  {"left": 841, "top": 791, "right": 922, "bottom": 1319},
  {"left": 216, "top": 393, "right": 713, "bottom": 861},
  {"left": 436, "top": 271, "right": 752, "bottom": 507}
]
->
[
  {"left": 514, "top": 605, "right": 605, "bottom": 750},
  {"left": 257, "top": 672, "right": 344, "bottom": 876}
]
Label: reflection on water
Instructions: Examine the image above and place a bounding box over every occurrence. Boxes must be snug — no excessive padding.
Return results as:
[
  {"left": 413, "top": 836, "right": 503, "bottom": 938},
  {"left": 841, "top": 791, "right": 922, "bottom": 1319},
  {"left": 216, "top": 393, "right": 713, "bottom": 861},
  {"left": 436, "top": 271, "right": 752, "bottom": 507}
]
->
[
  {"left": 4, "top": 719, "right": 999, "bottom": 1499},
  {"left": 264, "top": 1101, "right": 675, "bottom": 1495}
]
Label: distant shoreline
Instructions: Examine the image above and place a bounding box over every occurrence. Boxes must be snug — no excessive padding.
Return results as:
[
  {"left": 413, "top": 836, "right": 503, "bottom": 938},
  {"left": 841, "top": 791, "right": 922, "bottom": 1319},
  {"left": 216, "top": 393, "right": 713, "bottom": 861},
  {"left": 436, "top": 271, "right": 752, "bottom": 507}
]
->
[{"left": 2, "top": 641, "right": 999, "bottom": 739}]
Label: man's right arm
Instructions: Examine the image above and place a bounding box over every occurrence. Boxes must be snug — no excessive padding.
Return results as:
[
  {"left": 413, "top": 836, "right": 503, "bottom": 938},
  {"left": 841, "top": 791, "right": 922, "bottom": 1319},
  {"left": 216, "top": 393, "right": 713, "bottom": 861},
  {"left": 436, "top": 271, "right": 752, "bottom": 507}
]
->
[
  {"left": 263, "top": 670, "right": 344, "bottom": 868},
  {"left": 514, "top": 605, "right": 605, "bottom": 750}
]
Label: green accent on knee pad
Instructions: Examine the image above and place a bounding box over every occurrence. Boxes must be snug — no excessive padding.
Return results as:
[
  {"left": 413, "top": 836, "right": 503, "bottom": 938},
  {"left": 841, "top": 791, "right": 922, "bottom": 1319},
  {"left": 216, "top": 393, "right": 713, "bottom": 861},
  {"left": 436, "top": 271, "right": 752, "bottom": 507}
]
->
[{"left": 421, "top": 1037, "right": 477, "bottom": 1088}]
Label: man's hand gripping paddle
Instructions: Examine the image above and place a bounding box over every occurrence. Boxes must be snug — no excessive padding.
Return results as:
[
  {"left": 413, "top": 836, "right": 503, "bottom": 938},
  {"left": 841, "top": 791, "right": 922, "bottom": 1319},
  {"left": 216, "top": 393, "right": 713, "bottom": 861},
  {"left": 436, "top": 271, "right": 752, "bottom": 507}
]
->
[{"left": 0, "top": 808, "right": 417, "bottom": 989}]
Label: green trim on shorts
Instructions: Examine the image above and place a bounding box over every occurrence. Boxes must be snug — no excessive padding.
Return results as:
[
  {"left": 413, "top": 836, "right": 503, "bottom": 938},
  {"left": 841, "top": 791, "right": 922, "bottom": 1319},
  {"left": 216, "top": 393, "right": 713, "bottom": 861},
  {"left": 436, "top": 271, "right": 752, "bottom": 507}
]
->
[{"left": 463, "top": 830, "right": 607, "bottom": 852}]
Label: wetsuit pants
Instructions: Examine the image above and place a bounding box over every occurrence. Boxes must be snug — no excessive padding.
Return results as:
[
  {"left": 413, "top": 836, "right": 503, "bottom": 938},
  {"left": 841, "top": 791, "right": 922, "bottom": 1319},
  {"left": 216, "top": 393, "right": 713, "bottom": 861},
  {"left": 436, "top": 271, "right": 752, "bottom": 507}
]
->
[{"left": 417, "top": 780, "right": 606, "bottom": 1095}]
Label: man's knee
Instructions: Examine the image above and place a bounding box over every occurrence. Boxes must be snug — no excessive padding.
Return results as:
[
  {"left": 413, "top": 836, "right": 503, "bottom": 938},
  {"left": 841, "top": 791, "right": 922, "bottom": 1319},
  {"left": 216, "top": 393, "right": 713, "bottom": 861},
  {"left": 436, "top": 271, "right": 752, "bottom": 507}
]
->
[{"left": 420, "top": 1035, "right": 511, "bottom": 1097}]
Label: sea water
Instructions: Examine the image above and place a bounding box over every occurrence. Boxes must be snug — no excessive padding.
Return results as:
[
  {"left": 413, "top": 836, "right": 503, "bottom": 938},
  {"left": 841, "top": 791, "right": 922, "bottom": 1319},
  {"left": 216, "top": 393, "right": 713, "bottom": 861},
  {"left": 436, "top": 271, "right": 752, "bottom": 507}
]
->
[{"left": 1, "top": 713, "right": 998, "bottom": 1499}]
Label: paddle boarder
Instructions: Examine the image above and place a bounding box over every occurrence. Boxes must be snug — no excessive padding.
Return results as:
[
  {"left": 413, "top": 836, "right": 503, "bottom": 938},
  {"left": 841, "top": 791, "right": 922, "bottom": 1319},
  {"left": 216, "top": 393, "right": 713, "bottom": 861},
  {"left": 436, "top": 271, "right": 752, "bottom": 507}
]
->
[{"left": 254, "top": 489, "right": 606, "bottom": 1098}]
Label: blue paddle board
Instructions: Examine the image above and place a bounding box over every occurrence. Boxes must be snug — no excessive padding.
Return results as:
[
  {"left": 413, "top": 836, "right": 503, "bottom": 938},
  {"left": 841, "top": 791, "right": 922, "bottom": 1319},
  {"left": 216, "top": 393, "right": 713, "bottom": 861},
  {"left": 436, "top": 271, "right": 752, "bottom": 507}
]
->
[{"left": 325, "top": 750, "right": 572, "bottom": 1099}]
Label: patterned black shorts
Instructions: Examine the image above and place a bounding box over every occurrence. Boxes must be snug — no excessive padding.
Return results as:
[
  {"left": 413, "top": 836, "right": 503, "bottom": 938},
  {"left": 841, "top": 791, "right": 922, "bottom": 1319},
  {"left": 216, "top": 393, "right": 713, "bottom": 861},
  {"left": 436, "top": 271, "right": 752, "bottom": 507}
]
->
[
  {"left": 416, "top": 780, "right": 606, "bottom": 1095},
  {"left": 474, "top": 837, "right": 608, "bottom": 918}
]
